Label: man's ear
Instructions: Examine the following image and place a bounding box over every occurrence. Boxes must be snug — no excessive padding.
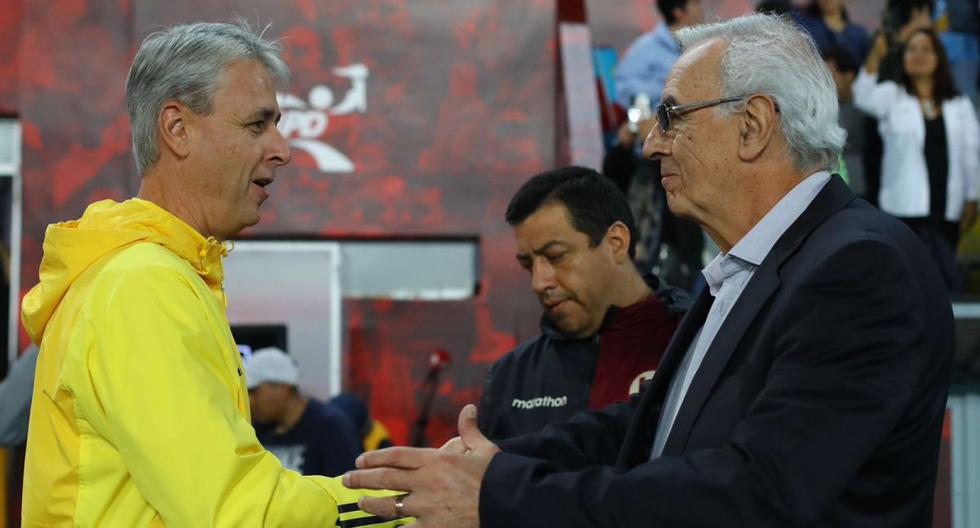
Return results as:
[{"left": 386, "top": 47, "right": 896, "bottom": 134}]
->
[
  {"left": 158, "top": 102, "right": 192, "bottom": 160},
  {"left": 604, "top": 221, "right": 632, "bottom": 264},
  {"left": 737, "top": 94, "right": 778, "bottom": 162}
]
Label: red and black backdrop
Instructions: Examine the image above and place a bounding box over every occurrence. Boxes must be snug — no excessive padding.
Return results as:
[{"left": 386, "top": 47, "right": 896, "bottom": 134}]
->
[
  {"left": 1, "top": 0, "right": 886, "bottom": 448},
  {"left": 0, "top": 0, "right": 663, "bottom": 446}
]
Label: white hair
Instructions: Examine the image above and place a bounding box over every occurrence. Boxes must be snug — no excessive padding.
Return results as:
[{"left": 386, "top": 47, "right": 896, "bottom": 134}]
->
[
  {"left": 676, "top": 14, "right": 845, "bottom": 172},
  {"left": 126, "top": 20, "right": 289, "bottom": 174}
]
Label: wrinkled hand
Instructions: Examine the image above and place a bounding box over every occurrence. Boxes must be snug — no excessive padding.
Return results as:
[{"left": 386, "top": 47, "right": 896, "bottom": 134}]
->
[
  {"left": 344, "top": 404, "right": 500, "bottom": 528},
  {"left": 440, "top": 435, "right": 470, "bottom": 454}
]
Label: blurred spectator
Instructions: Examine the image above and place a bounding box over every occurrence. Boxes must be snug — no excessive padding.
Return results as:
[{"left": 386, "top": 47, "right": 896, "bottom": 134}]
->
[
  {"left": 247, "top": 347, "right": 362, "bottom": 476},
  {"left": 0, "top": 345, "right": 38, "bottom": 447},
  {"left": 331, "top": 392, "right": 394, "bottom": 451},
  {"left": 879, "top": 0, "right": 937, "bottom": 82},
  {"left": 854, "top": 28, "right": 979, "bottom": 291},
  {"left": 478, "top": 166, "right": 688, "bottom": 441},
  {"left": 935, "top": 0, "right": 979, "bottom": 100},
  {"left": 605, "top": 0, "right": 706, "bottom": 288},
  {"left": 615, "top": 0, "right": 704, "bottom": 109},
  {"left": 823, "top": 44, "right": 869, "bottom": 196},
  {"left": 863, "top": 0, "right": 937, "bottom": 207},
  {"left": 797, "top": 1, "right": 871, "bottom": 66}
]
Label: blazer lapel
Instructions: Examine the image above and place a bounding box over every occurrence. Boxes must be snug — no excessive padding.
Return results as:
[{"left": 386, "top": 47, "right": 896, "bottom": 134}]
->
[
  {"left": 660, "top": 267, "right": 781, "bottom": 456},
  {"left": 617, "top": 286, "right": 714, "bottom": 467},
  {"left": 658, "top": 175, "right": 857, "bottom": 457}
]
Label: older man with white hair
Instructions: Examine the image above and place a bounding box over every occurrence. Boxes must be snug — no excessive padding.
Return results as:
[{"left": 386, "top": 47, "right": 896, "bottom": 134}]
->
[{"left": 345, "top": 13, "right": 953, "bottom": 527}]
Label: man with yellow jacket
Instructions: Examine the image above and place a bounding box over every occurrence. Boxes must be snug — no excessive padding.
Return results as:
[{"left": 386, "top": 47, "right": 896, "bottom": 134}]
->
[{"left": 20, "top": 21, "right": 409, "bottom": 526}]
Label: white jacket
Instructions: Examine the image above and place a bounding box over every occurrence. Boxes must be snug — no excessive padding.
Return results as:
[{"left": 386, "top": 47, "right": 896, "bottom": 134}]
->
[{"left": 852, "top": 68, "right": 979, "bottom": 221}]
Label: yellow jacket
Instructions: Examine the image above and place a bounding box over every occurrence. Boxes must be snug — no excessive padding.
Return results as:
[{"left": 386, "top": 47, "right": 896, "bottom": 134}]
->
[{"left": 22, "top": 198, "right": 406, "bottom": 527}]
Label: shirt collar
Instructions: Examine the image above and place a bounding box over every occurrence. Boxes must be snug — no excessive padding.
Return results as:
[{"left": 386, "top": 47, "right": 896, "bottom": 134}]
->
[
  {"left": 728, "top": 171, "right": 831, "bottom": 266},
  {"left": 702, "top": 251, "right": 748, "bottom": 296}
]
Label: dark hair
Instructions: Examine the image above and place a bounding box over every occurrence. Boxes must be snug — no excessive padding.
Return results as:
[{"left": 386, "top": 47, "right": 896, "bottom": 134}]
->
[
  {"left": 821, "top": 44, "right": 859, "bottom": 75},
  {"left": 755, "top": 0, "right": 793, "bottom": 15},
  {"left": 803, "top": 0, "right": 849, "bottom": 21},
  {"left": 658, "top": 0, "right": 691, "bottom": 25},
  {"left": 900, "top": 28, "right": 959, "bottom": 103},
  {"left": 883, "top": 0, "right": 934, "bottom": 33},
  {"left": 505, "top": 166, "right": 638, "bottom": 259}
]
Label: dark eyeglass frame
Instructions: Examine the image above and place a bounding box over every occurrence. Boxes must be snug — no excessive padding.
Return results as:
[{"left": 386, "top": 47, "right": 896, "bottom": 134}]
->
[{"left": 656, "top": 95, "right": 778, "bottom": 134}]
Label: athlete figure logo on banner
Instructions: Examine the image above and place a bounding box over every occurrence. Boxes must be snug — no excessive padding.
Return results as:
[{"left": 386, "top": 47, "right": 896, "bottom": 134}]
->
[{"left": 277, "top": 63, "right": 368, "bottom": 173}]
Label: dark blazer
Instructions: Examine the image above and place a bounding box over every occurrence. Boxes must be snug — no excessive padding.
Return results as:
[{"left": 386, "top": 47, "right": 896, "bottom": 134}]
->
[{"left": 480, "top": 176, "right": 954, "bottom": 528}]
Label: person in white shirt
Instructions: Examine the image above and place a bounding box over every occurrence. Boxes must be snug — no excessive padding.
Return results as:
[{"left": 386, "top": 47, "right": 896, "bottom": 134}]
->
[{"left": 853, "top": 28, "right": 980, "bottom": 291}]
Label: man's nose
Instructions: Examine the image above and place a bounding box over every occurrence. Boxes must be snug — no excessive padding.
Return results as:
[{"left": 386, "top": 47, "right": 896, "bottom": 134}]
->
[
  {"left": 530, "top": 261, "right": 555, "bottom": 297},
  {"left": 641, "top": 125, "right": 671, "bottom": 160},
  {"left": 269, "top": 124, "right": 292, "bottom": 166}
]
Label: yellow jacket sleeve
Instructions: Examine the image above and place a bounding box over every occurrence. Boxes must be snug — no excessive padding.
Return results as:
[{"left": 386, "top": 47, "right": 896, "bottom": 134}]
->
[{"left": 69, "top": 260, "right": 409, "bottom": 526}]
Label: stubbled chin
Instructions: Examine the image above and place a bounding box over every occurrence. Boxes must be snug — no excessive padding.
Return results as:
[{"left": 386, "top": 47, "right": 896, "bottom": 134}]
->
[{"left": 549, "top": 305, "right": 589, "bottom": 336}]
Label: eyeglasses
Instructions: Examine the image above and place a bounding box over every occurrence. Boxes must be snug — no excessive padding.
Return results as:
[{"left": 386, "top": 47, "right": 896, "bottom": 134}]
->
[{"left": 655, "top": 96, "right": 746, "bottom": 134}]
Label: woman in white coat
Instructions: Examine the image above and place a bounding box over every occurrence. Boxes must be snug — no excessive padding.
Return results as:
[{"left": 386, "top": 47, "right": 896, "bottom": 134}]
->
[{"left": 853, "top": 28, "right": 979, "bottom": 291}]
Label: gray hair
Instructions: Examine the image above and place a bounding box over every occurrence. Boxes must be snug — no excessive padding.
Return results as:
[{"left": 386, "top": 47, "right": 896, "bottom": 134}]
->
[
  {"left": 676, "top": 14, "right": 845, "bottom": 172},
  {"left": 126, "top": 21, "right": 290, "bottom": 174}
]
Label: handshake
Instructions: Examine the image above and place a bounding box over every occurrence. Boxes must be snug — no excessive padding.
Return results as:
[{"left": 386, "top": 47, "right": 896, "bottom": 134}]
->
[{"left": 341, "top": 404, "right": 499, "bottom": 528}]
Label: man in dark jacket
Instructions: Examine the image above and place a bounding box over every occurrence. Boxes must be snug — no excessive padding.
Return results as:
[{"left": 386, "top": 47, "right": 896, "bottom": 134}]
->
[
  {"left": 478, "top": 166, "right": 688, "bottom": 441},
  {"left": 346, "top": 14, "right": 952, "bottom": 528}
]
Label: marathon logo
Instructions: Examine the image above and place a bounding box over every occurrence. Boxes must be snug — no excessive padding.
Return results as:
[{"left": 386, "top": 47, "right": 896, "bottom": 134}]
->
[{"left": 512, "top": 395, "right": 568, "bottom": 410}]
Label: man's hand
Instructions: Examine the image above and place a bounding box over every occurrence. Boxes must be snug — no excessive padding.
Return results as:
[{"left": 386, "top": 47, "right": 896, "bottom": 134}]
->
[
  {"left": 440, "top": 435, "right": 470, "bottom": 454},
  {"left": 898, "top": 7, "right": 933, "bottom": 42},
  {"left": 343, "top": 404, "right": 500, "bottom": 527}
]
